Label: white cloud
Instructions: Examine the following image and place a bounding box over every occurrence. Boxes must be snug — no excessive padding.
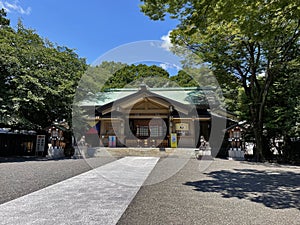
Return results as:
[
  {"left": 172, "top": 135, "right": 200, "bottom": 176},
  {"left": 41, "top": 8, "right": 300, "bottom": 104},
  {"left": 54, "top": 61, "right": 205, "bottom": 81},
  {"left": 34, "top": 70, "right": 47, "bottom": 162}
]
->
[
  {"left": 159, "top": 63, "right": 180, "bottom": 71},
  {"left": 160, "top": 30, "right": 173, "bottom": 51},
  {"left": 159, "top": 63, "right": 168, "bottom": 70},
  {"left": 0, "top": 1, "right": 31, "bottom": 15}
]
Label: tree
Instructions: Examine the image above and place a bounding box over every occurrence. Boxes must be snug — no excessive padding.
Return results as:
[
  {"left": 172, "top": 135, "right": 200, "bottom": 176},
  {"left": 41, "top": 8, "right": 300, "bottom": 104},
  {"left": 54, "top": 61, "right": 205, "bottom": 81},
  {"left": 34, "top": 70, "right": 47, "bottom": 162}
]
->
[
  {"left": 0, "top": 8, "right": 9, "bottom": 27},
  {"left": 140, "top": 0, "right": 300, "bottom": 160},
  {"left": 76, "top": 62, "right": 170, "bottom": 100},
  {"left": 0, "top": 14, "right": 20, "bottom": 126},
  {"left": 264, "top": 65, "right": 300, "bottom": 161},
  {"left": 0, "top": 11, "right": 87, "bottom": 129},
  {"left": 102, "top": 63, "right": 170, "bottom": 89},
  {"left": 170, "top": 70, "right": 199, "bottom": 87},
  {"left": 170, "top": 65, "right": 240, "bottom": 113}
]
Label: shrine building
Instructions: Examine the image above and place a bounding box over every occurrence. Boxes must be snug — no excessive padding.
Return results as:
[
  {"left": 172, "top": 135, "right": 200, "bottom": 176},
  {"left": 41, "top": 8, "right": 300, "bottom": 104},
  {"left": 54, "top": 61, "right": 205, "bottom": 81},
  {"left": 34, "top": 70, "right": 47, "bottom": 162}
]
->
[{"left": 80, "top": 85, "right": 236, "bottom": 148}]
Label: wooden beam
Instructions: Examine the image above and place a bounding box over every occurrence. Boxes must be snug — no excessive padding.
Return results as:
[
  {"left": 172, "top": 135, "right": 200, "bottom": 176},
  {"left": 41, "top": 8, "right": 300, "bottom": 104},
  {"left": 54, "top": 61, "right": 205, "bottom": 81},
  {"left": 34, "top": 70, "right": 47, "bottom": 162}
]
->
[
  {"left": 129, "top": 109, "right": 169, "bottom": 114},
  {"left": 127, "top": 115, "right": 168, "bottom": 119}
]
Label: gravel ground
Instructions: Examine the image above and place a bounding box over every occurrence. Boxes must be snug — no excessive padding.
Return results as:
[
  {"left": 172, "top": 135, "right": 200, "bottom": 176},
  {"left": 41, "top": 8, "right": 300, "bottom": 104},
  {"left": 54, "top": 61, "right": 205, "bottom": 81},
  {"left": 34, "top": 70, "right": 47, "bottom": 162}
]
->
[
  {"left": 0, "top": 156, "right": 115, "bottom": 204},
  {"left": 117, "top": 158, "right": 300, "bottom": 225},
  {"left": 1, "top": 156, "right": 299, "bottom": 225}
]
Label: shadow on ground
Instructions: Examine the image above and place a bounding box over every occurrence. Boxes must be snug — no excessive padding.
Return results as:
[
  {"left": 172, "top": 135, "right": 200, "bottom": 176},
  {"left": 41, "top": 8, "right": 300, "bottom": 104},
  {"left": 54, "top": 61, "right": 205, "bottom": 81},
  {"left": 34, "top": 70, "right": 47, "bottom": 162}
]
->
[
  {"left": 0, "top": 156, "right": 70, "bottom": 163},
  {"left": 184, "top": 169, "right": 300, "bottom": 210}
]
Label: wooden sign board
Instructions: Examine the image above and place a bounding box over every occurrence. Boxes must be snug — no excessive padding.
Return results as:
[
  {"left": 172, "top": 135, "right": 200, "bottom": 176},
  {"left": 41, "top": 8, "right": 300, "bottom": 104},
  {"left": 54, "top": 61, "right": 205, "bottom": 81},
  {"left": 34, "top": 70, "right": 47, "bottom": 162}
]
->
[{"left": 175, "top": 123, "right": 189, "bottom": 131}]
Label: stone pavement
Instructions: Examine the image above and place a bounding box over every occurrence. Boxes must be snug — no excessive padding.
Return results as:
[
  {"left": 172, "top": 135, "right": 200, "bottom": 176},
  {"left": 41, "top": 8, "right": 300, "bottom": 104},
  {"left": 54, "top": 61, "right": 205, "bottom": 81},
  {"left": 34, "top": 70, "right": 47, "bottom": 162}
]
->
[
  {"left": 0, "top": 157, "right": 115, "bottom": 204},
  {"left": 0, "top": 157, "right": 159, "bottom": 225}
]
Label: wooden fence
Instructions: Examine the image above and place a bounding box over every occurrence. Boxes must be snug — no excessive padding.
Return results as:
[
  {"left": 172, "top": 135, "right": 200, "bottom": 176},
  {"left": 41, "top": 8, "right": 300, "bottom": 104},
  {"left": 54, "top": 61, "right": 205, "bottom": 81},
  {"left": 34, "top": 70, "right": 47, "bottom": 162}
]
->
[{"left": 0, "top": 132, "right": 47, "bottom": 157}]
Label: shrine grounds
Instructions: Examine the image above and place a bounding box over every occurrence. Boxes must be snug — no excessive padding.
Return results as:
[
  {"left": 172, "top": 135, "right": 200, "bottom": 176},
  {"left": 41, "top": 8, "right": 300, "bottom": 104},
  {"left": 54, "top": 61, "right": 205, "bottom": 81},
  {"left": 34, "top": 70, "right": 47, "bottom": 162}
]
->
[{"left": 0, "top": 156, "right": 299, "bottom": 225}]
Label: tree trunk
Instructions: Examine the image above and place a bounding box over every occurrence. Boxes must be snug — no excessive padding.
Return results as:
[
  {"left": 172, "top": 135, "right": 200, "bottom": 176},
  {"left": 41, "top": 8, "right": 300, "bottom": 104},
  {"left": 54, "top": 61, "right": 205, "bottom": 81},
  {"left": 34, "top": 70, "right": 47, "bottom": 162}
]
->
[
  {"left": 253, "top": 122, "right": 264, "bottom": 161},
  {"left": 283, "top": 134, "right": 292, "bottom": 162},
  {"left": 248, "top": 64, "right": 273, "bottom": 162},
  {"left": 250, "top": 102, "right": 265, "bottom": 162}
]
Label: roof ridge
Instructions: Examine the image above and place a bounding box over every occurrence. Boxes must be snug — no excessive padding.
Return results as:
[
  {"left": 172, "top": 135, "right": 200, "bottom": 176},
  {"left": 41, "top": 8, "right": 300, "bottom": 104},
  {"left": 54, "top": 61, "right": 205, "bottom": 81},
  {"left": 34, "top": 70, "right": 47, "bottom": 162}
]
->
[{"left": 105, "top": 86, "right": 217, "bottom": 92}]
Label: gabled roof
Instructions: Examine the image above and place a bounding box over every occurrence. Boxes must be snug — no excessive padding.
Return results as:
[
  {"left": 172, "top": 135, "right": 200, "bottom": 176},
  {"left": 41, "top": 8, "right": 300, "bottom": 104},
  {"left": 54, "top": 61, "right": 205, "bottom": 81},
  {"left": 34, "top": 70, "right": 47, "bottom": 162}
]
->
[
  {"left": 96, "top": 86, "right": 195, "bottom": 115},
  {"left": 80, "top": 86, "right": 220, "bottom": 108}
]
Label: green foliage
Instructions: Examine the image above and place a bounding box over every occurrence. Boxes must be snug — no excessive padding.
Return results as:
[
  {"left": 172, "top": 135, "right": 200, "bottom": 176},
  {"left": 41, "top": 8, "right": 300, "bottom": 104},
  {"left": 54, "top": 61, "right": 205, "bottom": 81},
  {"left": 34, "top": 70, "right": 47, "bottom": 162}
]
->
[
  {"left": 237, "top": 88, "right": 250, "bottom": 121},
  {"left": 0, "top": 10, "right": 87, "bottom": 129},
  {"left": 0, "top": 8, "right": 10, "bottom": 27},
  {"left": 75, "top": 62, "right": 173, "bottom": 104},
  {"left": 140, "top": 0, "right": 300, "bottom": 160},
  {"left": 79, "top": 61, "right": 221, "bottom": 96},
  {"left": 102, "top": 63, "right": 170, "bottom": 89},
  {"left": 79, "top": 62, "right": 165, "bottom": 96},
  {"left": 265, "top": 68, "right": 300, "bottom": 138},
  {"left": 170, "top": 70, "right": 199, "bottom": 87},
  {"left": 168, "top": 44, "right": 241, "bottom": 112},
  {"left": 76, "top": 61, "right": 126, "bottom": 101}
]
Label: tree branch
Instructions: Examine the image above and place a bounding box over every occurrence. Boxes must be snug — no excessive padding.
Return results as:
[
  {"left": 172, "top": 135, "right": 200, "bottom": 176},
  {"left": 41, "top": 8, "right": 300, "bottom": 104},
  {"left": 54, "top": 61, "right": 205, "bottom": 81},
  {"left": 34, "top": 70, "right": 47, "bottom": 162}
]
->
[{"left": 281, "top": 19, "right": 300, "bottom": 61}]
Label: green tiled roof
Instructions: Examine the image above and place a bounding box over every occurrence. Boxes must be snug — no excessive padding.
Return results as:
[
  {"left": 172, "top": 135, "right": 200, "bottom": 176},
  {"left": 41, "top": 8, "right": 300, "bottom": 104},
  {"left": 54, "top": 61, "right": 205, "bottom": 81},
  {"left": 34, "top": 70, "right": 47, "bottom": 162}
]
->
[{"left": 79, "top": 86, "right": 219, "bottom": 107}]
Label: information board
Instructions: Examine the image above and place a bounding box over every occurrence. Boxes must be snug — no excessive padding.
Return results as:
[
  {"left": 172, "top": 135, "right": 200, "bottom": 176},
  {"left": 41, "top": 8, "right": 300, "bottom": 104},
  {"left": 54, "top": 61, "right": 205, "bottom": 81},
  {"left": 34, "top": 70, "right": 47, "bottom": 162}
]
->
[
  {"left": 36, "top": 135, "right": 46, "bottom": 153},
  {"left": 170, "top": 133, "right": 177, "bottom": 148}
]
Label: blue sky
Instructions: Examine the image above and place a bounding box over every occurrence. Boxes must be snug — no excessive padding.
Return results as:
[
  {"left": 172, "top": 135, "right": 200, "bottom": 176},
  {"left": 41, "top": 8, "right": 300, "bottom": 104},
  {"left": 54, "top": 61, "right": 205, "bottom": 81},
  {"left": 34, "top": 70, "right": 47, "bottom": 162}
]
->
[{"left": 1, "top": 0, "right": 178, "bottom": 65}]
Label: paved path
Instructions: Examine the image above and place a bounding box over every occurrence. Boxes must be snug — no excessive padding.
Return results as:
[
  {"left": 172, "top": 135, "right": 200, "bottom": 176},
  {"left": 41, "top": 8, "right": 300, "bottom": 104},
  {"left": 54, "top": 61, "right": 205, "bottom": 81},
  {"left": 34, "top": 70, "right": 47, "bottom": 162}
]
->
[
  {"left": 0, "top": 157, "right": 159, "bottom": 225},
  {"left": 0, "top": 157, "right": 115, "bottom": 204}
]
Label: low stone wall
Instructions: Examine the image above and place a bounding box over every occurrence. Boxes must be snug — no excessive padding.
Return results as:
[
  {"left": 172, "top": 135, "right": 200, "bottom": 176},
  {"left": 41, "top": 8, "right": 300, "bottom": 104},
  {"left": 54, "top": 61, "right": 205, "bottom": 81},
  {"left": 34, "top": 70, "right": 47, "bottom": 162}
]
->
[
  {"left": 228, "top": 149, "right": 245, "bottom": 160},
  {"left": 47, "top": 147, "right": 65, "bottom": 159},
  {"left": 83, "top": 147, "right": 196, "bottom": 158}
]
